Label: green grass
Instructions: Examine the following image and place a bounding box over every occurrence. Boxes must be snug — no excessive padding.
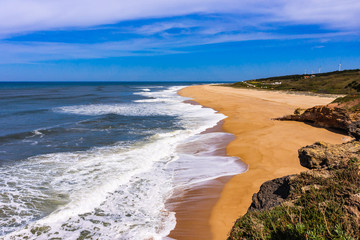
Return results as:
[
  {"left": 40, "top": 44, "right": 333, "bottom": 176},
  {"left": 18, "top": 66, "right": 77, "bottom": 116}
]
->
[
  {"left": 229, "top": 69, "right": 360, "bottom": 94},
  {"left": 331, "top": 94, "right": 360, "bottom": 112},
  {"left": 332, "top": 95, "right": 360, "bottom": 104},
  {"left": 228, "top": 160, "right": 360, "bottom": 240}
]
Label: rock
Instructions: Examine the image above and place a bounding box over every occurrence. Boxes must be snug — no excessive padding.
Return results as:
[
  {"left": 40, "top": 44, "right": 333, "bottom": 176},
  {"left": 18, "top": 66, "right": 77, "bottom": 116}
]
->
[
  {"left": 344, "top": 193, "right": 360, "bottom": 224},
  {"left": 247, "top": 140, "right": 360, "bottom": 215},
  {"left": 304, "top": 169, "right": 332, "bottom": 178},
  {"left": 249, "top": 175, "right": 293, "bottom": 211},
  {"left": 301, "top": 184, "right": 321, "bottom": 193},
  {"left": 348, "top": 121, "right": 360, "bottom": 139},
  {"left": 275, "top": 105, "right": 360, "bottom": 140},
  {"left": 228, "top": 138, "right": 360, "bottom": 239},
  {"left": 276, "top": 106, "right": 351, "bottom": 129},
  {"left": 294, "top": 108, "right": 305, "bottom": 115},
  {"left": 298, "top": 141, "right": 360, "bottom": 169}
]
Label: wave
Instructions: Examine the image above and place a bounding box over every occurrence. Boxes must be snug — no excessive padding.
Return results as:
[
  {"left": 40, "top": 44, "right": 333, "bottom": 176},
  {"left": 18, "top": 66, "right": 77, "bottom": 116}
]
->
[
  {"left": 0, "top": 131, "right": 38, "bottom": 144},
  {"left": 171, "top": 132, "right": 248, "bottom": 187},
  {"left": 54, "top": 103, "right": 179, "bottom": 116},
  {"left": 1, "top": 131, "right": 186, "bottom": 238},
  {"left": 54, "top": 87, "right": 188, "bottom": 117},
  {"left": 1, "top": 85, "right": 246, "bottom": 239},
  {"left": 0, "top": 126, "right": 83, "bottom": 144}
]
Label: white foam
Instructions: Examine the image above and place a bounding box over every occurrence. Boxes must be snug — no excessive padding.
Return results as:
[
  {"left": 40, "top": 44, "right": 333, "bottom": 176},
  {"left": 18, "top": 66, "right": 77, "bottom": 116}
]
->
[
  {"left": 2, "top": 133, "right": 180, "bottom": 239},
  {"left": 33, "top": 130, "right": 43, "bottom": 136},
  {"left": 134, "top": 99, "right": 163, "bottom": 103},
  {"left": 170, "top": 132, "right": 248, "bottom": 187},
  {"left": 54, "top": 103, "right": 172, "bottom": 116},
  {"left": 2, "top": 85, "right": 246, "bottom": 239}
]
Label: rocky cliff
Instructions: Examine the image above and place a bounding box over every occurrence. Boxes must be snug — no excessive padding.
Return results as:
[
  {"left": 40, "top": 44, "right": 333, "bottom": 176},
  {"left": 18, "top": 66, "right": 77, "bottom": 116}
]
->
[
  {"left": 299, "top": 141, "right": 360, "bottom": 169},
  {"left": 228, "top": 140, "right": 360, "bottom": 239},
  {"left": 276, "top": 105, "right": 360, "bottom": 139},
  {"left": 275, "top": 95, "right": 360, "bottom": 141}
]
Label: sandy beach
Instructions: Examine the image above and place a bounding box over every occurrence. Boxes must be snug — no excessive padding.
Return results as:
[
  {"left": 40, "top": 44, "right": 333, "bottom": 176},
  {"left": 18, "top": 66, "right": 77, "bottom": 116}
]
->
[{"left": 171, "top": 85, "right": 350, "bottom": 239}]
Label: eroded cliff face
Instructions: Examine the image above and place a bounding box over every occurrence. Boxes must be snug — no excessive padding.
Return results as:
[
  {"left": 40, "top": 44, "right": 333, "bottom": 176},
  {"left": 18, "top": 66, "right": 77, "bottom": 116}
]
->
[
  {"left": 275, "top": 104, "right": 360, "bottom": 139},
  {"left": 298, "top": 141, "right": 360, "bottom": 169},
  {"left": 348, "top": 121, "right": 360, "bottom": 140},
  {"left": 248, "top": 175, "right": 293, "bottom": 212},
  {"left": 277, "top": 105, "right": 351, "bottom": 128},
  {"left": 248, "top": 141, "right": 360, "bottom": 211},
  {"left": 228, "top": 140, "right": 360, "bottom": 240}
]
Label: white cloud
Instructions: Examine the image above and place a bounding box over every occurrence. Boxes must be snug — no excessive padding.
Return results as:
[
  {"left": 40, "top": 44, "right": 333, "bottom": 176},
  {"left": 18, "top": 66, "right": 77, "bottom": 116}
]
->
[
  {"left": 0, "top": 0, "right": 358, "bottom": 63},
  {"left": 0, "top": 0, "right": 359, "bottom": 37},
  {"left": 0, "top": 0, "right": 246, "bottom": 36},
  {"left": 0, "top": 31, "right": 351, "bottom": 64},
  {"left": 278, "top": 0, "right": 360, "bottom": 29}
]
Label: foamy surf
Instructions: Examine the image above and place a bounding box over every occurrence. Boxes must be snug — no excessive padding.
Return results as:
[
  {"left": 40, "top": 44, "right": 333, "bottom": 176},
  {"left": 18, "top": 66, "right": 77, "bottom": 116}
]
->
[{"left": 0, "top": 85, "right": 246, "bottom": 239}]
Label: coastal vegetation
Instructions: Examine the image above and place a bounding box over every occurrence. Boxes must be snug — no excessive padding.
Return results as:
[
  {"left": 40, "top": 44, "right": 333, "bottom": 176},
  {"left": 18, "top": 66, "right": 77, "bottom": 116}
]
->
[
  {"left": 332, "top": 94, "right": 360, "bottom": 113},
  {"left": 230, "top": 69, "right": 360, "bottom": 95},
  {"left": 228, "top": 141, "right": 360, "bottom": 240}
]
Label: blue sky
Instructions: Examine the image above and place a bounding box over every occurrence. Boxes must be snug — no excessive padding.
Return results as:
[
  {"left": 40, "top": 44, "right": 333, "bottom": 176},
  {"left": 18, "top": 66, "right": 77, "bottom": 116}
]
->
[{"left": 0, "top": 0, "right": 359, "bottom": 82}]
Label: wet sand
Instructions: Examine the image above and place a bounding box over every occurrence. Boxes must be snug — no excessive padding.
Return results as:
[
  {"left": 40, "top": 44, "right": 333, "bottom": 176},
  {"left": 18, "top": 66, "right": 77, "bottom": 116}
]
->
[
  {"left": 170, "top": 85, "right": 350, "bottom": 239},
  {"left": 167, "top": 119, "right": 234, "bottom": 240},
  {"left": 167, "top": 175, "right": 232, "bottom": 240}
]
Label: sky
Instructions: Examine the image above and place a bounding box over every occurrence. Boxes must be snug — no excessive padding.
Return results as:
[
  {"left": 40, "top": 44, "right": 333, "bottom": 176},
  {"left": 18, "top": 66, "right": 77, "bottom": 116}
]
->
[{"left": 0, "top": 0, "right": 359, "bottom": 82}]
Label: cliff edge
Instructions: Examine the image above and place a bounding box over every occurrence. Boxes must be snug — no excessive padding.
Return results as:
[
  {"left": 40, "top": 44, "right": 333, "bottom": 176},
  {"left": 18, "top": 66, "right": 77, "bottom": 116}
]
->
[
  {"left": 228, "top": 140, "right": 360, "bottom": 239},
  {"left": 275, "top": 95, "right": 360, "bottom": 140}
]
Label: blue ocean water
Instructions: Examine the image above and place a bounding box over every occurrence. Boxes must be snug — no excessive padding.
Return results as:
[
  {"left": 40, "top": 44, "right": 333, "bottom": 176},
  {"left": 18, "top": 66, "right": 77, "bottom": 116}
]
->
[
  {"left": 0, "top": 82, "right": 246, "bottom": 239},
  {"left": 0, "top": 82, "right": 183, "bottom": 162}
]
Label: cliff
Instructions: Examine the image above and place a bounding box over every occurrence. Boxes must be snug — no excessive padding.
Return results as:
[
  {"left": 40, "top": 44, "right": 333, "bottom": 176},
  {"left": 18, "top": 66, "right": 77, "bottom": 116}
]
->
[
  {"left": 228, "top": 140, "right": 360, "bottom": 239},
  {"left": 275, "top": 96, "right": 360, "bottom": 140},
  {"left": 298, "top": 141, "right": 360, "bottom": 169}
]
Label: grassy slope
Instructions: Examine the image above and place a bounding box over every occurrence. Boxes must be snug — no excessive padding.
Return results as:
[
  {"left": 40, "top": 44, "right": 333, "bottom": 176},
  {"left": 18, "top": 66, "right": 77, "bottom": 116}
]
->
[
  {"left": 230, "top": 69, "right": 360, "bottom": 94},
  {"left": 228, "top": 160, "right": 360, "bottom": 240}
]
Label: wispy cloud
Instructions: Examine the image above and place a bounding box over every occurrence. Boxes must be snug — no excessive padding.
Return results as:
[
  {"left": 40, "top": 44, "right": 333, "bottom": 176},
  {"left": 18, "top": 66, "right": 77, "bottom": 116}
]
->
[
  {"left": 0, "top": 31, "right": 352, "bottom": 64},
  {"left": 0, "top": 0, "right": 248, "bottom": 36},
  {"left": 0, "top": 0, "right": 359, "bottom": 63},
  {"left": 0, "top": 0, "right": 359, "bottom": 37},
  {"left": 278, "top": 0, "right": 360, "bottom": 30}
]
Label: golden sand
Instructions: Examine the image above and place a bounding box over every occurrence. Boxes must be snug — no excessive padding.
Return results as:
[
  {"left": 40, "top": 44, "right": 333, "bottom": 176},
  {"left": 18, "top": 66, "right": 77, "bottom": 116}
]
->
[{"left": 171, "top": 85, "right": 349, "bottom": 240}]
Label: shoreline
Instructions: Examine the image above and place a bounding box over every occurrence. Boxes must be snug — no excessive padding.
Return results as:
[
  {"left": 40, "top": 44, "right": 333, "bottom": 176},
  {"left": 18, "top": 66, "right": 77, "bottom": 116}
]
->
[
  {"left": 167, "top": 118, "right": 244, "bottom": 239},
  {"left": 172, "top": 85, "right": 350, "bottom": 239}
]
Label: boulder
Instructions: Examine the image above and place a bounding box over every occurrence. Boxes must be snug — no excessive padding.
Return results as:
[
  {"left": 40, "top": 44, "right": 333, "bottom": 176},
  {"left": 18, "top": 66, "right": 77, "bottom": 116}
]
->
[
  {"left": 298, "top": 141, "right": 360, "bottom": 169},
  {"left": 249, "top": 175, "right": 293, "bottom": 211},
  {"left": 348, "top": 121, "right": 360, "bottom": 140}
]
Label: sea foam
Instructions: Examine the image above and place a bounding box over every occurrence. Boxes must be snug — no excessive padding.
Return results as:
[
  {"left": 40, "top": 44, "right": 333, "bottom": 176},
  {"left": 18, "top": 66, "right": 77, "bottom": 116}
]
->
[{"left": 1, "top": 85, "right": 247, "bottom": 239}]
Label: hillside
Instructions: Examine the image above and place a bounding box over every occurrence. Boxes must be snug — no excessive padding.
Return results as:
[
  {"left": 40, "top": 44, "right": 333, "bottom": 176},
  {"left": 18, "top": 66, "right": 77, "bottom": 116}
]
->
[
  {"left": 228, "top": 141, "right": 360, "bottom": 240},
  {"left": 230, "top": 69, "right": 360, "bottom": 94}
]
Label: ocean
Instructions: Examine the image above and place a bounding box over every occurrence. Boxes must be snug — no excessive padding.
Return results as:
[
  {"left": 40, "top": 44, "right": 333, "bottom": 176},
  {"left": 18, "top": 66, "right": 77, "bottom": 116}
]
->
[{"left": 0, "top": 82, "right": 247, "bottom": 239}]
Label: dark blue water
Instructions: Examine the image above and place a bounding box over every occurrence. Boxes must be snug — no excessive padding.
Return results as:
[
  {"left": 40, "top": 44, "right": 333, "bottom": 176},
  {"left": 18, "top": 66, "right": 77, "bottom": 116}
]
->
[{"left": 0, "top": 82, "right": 189, "bottom": 162}]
